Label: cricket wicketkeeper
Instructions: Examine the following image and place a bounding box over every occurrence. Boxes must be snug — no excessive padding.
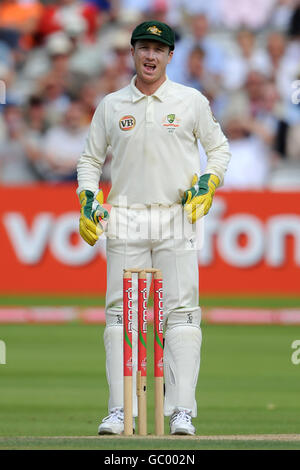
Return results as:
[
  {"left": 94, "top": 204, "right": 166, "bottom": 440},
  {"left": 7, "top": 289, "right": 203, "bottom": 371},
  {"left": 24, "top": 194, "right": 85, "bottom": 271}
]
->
[{"left": 77, "top": 20, "right": 231, "bottom": 435}]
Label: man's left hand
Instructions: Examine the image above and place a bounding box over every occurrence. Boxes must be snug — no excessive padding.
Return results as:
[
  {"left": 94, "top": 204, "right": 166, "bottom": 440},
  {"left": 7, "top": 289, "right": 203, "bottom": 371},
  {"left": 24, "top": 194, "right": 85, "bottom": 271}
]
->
[{"left": 182, "top": 173, "right": 220, "bottom": 223}]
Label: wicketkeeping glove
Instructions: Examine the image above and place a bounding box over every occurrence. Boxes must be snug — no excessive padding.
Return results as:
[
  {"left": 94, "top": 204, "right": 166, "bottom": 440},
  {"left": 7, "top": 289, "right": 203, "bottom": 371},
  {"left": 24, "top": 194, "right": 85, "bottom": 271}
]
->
[
  {"left": 79, "top": 189, "right": 109, "bottom": 246},
  {"left": 182, "top": 173, "right": 220, "bottom": 223}
]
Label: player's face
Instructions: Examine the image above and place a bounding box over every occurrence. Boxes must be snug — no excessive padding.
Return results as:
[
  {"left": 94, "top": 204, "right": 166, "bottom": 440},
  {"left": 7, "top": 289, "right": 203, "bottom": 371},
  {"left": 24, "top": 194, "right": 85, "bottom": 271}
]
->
[{"left": 131, "top": 40, "right": 173, "bottom": 86}]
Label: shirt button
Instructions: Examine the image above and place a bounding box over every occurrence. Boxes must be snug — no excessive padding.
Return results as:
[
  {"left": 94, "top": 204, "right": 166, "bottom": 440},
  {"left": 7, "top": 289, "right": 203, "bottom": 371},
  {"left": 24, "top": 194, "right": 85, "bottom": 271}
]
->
[{"left": 146, "top": 97, "right": 154, "bottom": 123}]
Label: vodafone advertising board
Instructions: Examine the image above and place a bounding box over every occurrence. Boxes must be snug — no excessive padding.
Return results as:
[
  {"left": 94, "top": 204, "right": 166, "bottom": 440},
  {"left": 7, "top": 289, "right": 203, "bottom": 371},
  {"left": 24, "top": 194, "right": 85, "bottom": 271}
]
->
[{"left": 0, "top": 185, "right": 300, "bottom": 294}]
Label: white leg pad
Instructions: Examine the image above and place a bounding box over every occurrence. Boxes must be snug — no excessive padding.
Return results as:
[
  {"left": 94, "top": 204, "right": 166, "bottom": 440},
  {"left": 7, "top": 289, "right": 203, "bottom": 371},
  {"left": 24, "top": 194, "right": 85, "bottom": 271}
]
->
[
  {"left": 164, "top": 310, "right": 202, "bottom": 417},
  {"left": 104, "top": 325, "right": 138, "bottom": 417}
]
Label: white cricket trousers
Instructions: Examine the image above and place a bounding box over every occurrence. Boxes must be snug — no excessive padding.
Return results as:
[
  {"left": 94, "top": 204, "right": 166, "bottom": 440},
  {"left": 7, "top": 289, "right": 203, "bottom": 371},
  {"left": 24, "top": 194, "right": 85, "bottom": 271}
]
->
[{"left": 103, "top": 205, "right": 202, "bottom": 417}]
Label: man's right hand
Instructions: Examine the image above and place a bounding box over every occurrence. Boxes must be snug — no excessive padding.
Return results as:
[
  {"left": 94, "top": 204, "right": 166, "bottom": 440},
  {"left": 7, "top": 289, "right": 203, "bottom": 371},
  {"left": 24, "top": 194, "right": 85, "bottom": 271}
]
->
[{"left": 79, "top": 189, "right": 109, "bottom": 246}]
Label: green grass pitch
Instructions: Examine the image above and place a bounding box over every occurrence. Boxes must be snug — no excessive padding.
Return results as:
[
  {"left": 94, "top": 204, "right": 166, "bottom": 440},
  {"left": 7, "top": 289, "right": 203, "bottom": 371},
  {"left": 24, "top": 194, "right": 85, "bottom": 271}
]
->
[
  {"left": 1, "top": 294, "right": 300, "bottom": 308},
  {"left": 1, "top": 319, "right": 300, "bottom": 449}
]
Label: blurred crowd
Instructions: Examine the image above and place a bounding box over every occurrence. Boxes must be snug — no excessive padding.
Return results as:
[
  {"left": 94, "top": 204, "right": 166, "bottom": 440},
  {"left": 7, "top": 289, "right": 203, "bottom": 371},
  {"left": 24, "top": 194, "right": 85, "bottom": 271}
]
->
[{"left": 0, "top": 0, "right": 300, "bottom": 189}]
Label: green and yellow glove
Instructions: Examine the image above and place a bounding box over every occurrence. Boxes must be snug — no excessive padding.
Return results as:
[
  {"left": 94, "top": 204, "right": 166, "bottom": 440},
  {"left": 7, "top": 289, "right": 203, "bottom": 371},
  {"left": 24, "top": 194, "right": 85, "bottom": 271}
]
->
[
  {"left": 79, "top": 189, "right": 109, "bottom": 246},
  {"left": 182, "top": 173, "right": 220, "bottom": 223}
]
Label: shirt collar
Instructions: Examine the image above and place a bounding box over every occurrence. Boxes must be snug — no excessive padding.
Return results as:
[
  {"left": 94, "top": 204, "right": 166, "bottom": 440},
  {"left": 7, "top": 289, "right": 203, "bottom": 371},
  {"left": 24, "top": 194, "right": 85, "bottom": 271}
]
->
[{"left": 130, "top": 75, "right": 170, "bottom": 103}]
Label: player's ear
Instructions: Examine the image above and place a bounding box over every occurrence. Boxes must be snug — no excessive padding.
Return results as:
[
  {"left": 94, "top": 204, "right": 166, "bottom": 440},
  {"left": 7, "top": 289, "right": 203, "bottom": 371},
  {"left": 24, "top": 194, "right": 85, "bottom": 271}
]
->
[
  {"left": 167, "top": 50, "right": 173, "bottom": 63},
  {"left": 130, "top": 45, "right": 135, "bottom": 57}
]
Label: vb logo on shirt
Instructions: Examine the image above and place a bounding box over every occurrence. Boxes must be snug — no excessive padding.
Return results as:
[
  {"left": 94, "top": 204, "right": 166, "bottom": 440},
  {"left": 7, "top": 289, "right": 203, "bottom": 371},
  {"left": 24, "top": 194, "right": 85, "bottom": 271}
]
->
[{"left": 119, "top": 115, "right": 136, "bottom": 131}]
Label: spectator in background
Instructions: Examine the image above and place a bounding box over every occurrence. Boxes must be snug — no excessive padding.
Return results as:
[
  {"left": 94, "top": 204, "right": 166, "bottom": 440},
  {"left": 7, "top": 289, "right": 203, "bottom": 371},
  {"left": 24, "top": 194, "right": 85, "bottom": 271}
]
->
[
  {"left": 92, "top": 30, "right": 135, "bottom": 99},
  {"left": 33, "top": 32, "right": 79, "bottom": 124},
  {"left": 43, "top": 32, "right": 74, "bottom": 77},
  {"left": 219, "top": 73, "right": 281, "bottom": 188},
  {"left": 265, "top": 31, "right": 287, "bottom": 80},
  {"left": 66, "top": 14, "right": 106, "bottom": 77},
  {"left": 23, "top": 101, "right": 88, "bottom": 182},
  {"left": 88, "top": 0, "right": 111, "bottom": 14},
  {"left": 241, "top": 70, "right": 269, "bottom": 117},
  {"left": 118, "top": 0, "right": 152, "bottom": 17},
  {"left": 286, "top": 119, "right": 300, "bottom": 162},
  {"left": 142, "top": 0, "right": 177, "bottom": 26},
  {"left": 36, "top": 0, "right": 102, "bottom": 44},
  {"left": 94, "top": 7, "right": 143, "bottom": 69},
  {"left": 144, "top": 0, "right": 168, "bottom": 22},
  {"left": 36, "top": 75, "right": 71, "bottom": 126},
  {"left": 220, "top": 0, "right": 276, "bottom": 30},
  {"left": 222, "top": 30, "right": 270, "bottom": 91},
  {"left": 0, "top": 102, "right": 38, "bottom": 183},
  {"left": 269, "top": 0, "right": 296, "bottom": 31},
  {"left": 15, "top": 96, "right": 49, "bottom": 177},
  {"left": 183, "top": 46, "right": 207, "bottom": 90},
  {"left": 18, "top": 31, "right": 75, "bottom": 101},
  {"left": 24, "top": 95, "right": 49, "bottom": 141},
  {"left": 182, "top": 45, "right": 226, "bottom": 118},
  {"left": 107, "top": 29, "right": 135, "bottom": 87},
  {"left": 263, "top": 31, "right": 300, "bottom": 103},
  {"left": 257, "top": 81, "right": 282, "bottom": 139},
  {"left": 119, "top": 0, "right": 222, "bottom": 29},
  {"left": 116, "top": 7, "right": 144, "bottom": 31},
  {"left": 0, "top": 39, "right": 15, "bottom": 87},
  {"left": 0, "top": 0, "right": 43, "bottom": 50},
  {"left": 287, "top": 0, "right": 300, "bottom": 48},
  {"left": 92, "top": 64, "right": 124, "bottom": 101},
  {"left": 221, "top": 111, "right": 272, "bottom": 189},
  {"left": 167, "top": 0, "right": 222, "bottom": 28},
  {"left": 43, "top": 31, "right": 89, "bottom": 92},
  {"left": 167, "top": 13, "right": 225, "bottom": 84},
  {"left": 284, "top": 2, "right": 300, "bottom": 87},
  {"left": 0, "top": 112, "right": 5, "bottom": 142},
  {"left": 0, "top": 36, "right": 14, "bottom": 64},
  {"left": 78, "top": 80, "right": 101, "bottom": 124},
  {"left": 226, "top": 70, "right": 280, "bottom": 143},
  {"left": 0, "top": 57, "right": 15, "bottom": 93}
]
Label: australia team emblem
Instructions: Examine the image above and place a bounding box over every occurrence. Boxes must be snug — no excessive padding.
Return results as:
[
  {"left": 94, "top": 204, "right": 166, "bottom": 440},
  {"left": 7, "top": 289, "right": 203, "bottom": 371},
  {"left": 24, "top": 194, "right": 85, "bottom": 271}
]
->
[
  {"left": 162, "top": 113, "right": 180, "bottom": 134},
  {"left": 147, "top": 25, "right": 162, "bottom": 36}
]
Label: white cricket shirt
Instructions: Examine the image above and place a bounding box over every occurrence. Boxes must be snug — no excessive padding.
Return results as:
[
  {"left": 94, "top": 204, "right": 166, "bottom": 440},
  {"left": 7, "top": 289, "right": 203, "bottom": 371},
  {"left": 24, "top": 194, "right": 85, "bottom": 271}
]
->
[{"left": 77, "top": 76, "right": 231, "bottom": 206}]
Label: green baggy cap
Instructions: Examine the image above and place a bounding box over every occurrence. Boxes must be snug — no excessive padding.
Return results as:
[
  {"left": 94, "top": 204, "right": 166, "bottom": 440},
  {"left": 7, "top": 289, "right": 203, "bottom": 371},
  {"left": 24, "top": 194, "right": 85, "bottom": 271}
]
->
[{"left": 131, "top": 21, "right": 175, "bottom": 50}]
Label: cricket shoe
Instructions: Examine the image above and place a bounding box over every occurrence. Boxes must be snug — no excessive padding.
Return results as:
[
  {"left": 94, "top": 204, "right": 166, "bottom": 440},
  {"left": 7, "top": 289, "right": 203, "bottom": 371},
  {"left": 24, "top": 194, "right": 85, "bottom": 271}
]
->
[
  {"left": 98, "top": 407, "right": 135, "bottom": 435},
  {"left": 169, "top": 409, "right": 195, "bottom": 435}
]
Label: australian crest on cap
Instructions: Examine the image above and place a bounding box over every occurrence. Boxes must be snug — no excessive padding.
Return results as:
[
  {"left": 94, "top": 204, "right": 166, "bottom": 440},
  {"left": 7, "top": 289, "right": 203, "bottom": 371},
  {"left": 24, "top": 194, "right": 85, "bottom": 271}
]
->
[{"left": 147, "top": 25, "right": 162, "bottom": 36}]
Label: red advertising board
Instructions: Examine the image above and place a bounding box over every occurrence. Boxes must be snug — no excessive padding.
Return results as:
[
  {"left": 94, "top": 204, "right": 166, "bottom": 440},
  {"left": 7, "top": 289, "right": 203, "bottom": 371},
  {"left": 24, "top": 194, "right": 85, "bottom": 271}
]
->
[{"left": 0, "top": 185, "right": 300, "bottom": 295}]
